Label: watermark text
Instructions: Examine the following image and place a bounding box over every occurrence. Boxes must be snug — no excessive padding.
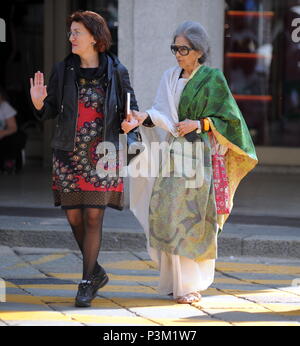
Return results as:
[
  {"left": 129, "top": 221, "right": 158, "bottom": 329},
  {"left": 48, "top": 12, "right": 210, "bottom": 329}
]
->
[
  {"left": 95, "top": 136, "right": 205, "bottom": 188},
  {"left": 0, "top": 18, "right": 6, "bottom": 42},
  {"left": 291, "top": 18, "right": 300, "bottom": 43}
]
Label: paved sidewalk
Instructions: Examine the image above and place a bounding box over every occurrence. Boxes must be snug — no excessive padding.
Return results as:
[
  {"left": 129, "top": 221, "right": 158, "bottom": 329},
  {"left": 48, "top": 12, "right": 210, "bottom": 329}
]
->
[
  {"left": 0, "top": 246, "right": 300, "bottom": 326},
  {"left": 0, "top": 166, "right": 300, "bottom": 258}
]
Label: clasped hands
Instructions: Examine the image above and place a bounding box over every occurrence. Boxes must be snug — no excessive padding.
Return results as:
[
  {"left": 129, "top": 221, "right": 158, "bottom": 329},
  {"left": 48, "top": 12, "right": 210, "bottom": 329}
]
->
[
  {"left": 121, "top": 110, "right": 199, "bottom": 136},
  {"left": 121, "top": 111, "right": 147, "bottom": 133}
]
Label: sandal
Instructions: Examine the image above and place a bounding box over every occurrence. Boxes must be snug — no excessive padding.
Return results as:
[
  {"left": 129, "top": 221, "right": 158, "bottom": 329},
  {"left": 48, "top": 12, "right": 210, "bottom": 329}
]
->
[{"left": 176, "top": 292, "right": 202, "bottom": 304}]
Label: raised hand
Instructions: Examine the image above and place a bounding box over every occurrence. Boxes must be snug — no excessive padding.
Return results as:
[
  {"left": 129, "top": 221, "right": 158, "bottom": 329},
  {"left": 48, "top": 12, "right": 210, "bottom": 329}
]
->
[{"left": 30, "top": 71, "right": 47, "bottom": 110}]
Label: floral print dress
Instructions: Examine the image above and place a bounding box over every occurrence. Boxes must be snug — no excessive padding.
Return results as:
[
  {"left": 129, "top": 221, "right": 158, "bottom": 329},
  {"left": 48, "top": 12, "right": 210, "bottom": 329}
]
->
[{"left": 52, "top": 69, "right": 123, "bottom": 210}]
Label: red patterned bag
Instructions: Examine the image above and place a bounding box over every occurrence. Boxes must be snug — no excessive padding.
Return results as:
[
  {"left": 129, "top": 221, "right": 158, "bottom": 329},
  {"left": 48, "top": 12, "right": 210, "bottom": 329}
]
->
[{"left": 210, "top": 134, "right": 230, "bottom": 214}]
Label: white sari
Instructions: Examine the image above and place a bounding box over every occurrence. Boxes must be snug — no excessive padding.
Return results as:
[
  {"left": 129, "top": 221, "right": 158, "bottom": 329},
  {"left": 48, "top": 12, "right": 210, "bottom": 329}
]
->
[{"left": 129, "top": 66, "right": 215, "bottom": 298}]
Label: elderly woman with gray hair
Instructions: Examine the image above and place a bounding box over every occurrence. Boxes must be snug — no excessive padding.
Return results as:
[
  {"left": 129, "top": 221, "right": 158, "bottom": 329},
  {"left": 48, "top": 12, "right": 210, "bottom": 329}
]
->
[{"left": 122, "top": 21, "right": 257, "bottom": 304}]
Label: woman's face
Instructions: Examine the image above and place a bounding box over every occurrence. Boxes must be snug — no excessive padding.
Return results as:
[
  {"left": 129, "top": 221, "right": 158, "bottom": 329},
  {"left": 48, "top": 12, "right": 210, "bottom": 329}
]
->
[
  {"left": 69, "top": 21, "right": 96, "bottom": 56},
  {"left": 174, "top": 35, "right": 202, "bottom": 71}
]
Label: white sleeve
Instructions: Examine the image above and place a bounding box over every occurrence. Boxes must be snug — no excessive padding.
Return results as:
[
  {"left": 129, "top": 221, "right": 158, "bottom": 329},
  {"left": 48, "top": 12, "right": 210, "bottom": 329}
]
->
[
  {"left": 146, "top": 71, "right": 179, "bottom": 137},
  {"left": 2, "top": 101, "right": 17, "bottom": 120}
]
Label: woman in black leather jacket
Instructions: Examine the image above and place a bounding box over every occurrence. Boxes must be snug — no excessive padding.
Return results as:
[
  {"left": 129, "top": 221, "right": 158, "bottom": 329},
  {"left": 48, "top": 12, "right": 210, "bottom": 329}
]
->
[{"left": 30, "top": 10, "right": 138, "bottom": 307}]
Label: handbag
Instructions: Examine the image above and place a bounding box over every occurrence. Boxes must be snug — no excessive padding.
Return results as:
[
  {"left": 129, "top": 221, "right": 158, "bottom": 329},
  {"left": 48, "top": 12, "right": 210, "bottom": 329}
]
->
[
  {"left": 115, "top": 68, "right": 145, "bottom": 164},
  {"left": 210, "top": 133, "right": 230, "bottom": 214},
  {"left": 126, "top": 127, "right": 144, "bottom": 164}
]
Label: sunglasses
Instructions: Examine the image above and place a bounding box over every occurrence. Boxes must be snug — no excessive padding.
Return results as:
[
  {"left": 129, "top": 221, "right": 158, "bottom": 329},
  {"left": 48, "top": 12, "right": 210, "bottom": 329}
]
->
[{"left": 170, "top": 45, "right": 195, "bottom": 56}]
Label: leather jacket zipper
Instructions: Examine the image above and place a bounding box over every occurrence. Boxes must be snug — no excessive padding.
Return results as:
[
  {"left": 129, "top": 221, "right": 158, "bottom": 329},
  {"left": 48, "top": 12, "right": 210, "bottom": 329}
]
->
[
  {"left": 74, "top": 80, "right": 79, "bottom": 151},
  {"left": 103, "top": 78, "right": 111, "bottom": 142}
]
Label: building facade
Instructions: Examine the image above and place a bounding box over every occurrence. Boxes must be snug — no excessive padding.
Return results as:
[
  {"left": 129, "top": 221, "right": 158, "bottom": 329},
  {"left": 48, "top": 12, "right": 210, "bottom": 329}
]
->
[{"left": 0, "top": 0, "right": 299, "bottom": 166}]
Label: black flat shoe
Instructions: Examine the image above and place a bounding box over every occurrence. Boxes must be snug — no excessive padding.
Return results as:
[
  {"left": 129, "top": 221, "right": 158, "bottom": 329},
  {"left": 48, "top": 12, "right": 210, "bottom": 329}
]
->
[
  {"left": 75, "top": 281, "right": 95, "bottom": 308},
  {"left": 91, "top": 265, "right": 109, "bottom": 295}
]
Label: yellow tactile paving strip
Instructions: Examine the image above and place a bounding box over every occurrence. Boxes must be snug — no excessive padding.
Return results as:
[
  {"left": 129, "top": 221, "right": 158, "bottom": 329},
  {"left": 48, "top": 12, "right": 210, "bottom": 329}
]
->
[{"left": 216, "top": 262, "right": 300, "bottom": 275}]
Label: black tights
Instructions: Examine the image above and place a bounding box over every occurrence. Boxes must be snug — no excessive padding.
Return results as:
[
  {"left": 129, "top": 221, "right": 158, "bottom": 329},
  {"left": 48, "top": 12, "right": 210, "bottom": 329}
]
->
[{"left": 65, "top": 208, "right": 105, "bottom": 281}]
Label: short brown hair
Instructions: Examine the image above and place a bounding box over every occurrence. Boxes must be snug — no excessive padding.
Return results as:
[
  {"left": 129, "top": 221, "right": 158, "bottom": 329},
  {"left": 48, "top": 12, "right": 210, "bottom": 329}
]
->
[{"left": 67, "top": 10, "right": 112, "bottom": 52}]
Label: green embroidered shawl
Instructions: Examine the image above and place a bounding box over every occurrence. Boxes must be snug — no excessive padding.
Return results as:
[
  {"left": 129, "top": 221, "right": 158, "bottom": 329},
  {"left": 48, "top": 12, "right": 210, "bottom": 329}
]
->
[{"left": 178, "top": 65, "right": 258, "bottom": 229}]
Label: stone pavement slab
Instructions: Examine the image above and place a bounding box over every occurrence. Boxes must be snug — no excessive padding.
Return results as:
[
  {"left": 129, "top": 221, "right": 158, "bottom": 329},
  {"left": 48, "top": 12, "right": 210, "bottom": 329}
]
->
[{"left": 0, "top": 246, "right": 46, "bottom": 279}]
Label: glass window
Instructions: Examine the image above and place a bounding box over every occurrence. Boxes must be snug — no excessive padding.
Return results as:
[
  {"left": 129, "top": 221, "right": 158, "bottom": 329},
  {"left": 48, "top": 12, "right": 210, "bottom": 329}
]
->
[{"left": 224, "top": 0, "right": 300, "bottom": 147}]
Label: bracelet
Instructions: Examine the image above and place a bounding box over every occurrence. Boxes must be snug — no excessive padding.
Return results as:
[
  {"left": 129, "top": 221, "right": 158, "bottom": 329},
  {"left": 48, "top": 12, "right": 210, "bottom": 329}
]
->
[
  {"left": 200, "top": 118, "right": 210, "bottom": 132},
  {"left": 204, "top": 118, "right": 210, "bottom": 132}
]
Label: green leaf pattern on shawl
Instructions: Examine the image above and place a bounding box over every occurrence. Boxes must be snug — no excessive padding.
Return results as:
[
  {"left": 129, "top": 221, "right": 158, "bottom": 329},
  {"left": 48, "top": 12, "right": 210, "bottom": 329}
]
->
[{"left": 178, "top": 65, "right": 257, "bottom": 161}]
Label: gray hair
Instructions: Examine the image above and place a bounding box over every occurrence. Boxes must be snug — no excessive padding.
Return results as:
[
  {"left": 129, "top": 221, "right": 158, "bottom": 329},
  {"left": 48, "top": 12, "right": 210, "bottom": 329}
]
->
[{"left": 173, "top": 21, "right": 210, "bottom": 64}]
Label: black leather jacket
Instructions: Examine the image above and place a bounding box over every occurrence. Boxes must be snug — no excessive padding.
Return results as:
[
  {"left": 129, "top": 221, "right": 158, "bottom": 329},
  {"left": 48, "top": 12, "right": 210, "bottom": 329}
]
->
[{"left": 35, "top": 52, "right": 138, "bottom": 151}]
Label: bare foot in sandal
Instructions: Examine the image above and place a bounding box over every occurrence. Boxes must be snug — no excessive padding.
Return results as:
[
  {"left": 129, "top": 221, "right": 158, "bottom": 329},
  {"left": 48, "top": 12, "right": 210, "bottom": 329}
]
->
[{"left": 177, "top": 292, "right": 201, "bottom": 304}]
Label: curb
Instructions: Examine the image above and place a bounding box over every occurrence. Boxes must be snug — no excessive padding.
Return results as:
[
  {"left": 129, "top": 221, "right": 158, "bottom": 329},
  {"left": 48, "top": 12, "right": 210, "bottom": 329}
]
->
[
  {"left": 0, "top": 228, "right": 146, "bottom": 251},
  {"left": 217, "top": 233, "right": 300, "bottom": 259},
  {"left": 1, "top": 226, "right": 300, "bottom": 259}
]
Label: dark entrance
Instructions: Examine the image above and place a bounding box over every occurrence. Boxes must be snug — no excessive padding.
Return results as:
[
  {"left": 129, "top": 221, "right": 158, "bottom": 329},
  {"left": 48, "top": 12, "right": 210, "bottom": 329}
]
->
[{"left": 224, "top": 0, "right": 300, "bottom": 147}]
